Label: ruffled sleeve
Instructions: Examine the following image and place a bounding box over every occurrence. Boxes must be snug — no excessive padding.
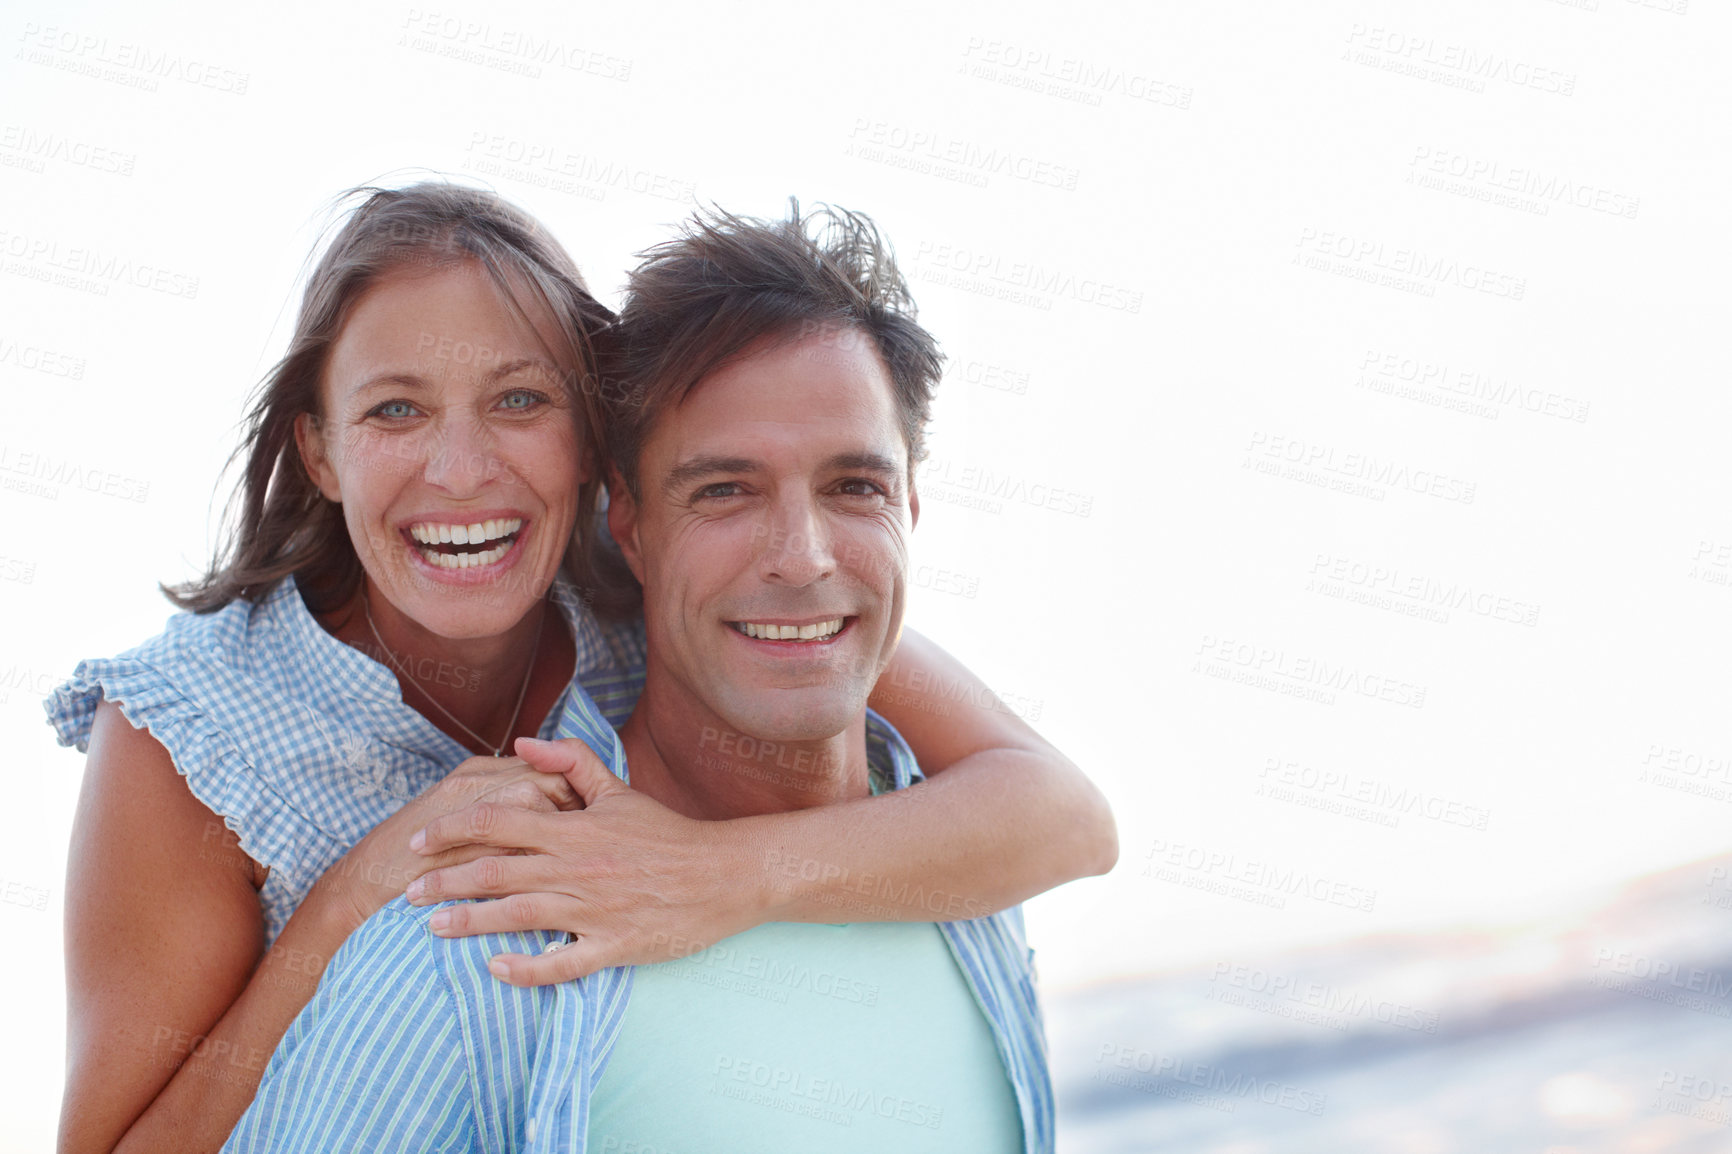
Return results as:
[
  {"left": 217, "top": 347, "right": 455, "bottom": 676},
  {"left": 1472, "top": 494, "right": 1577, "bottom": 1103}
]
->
[
  {"left": 41, "top": 583, "right": 454, "bottom": 945},
  {"left": 44, "top": 576, "right": 634, "bottom": 946},
  {"left": 45, "top": 651, "right": 342, "bottom": 900}
]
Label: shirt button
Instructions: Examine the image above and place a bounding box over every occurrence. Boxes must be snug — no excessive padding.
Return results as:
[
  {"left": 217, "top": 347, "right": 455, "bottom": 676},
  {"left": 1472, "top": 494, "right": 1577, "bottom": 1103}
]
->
[{"left": 526, "top": 1117, "right": 537, "bottom": 1142}]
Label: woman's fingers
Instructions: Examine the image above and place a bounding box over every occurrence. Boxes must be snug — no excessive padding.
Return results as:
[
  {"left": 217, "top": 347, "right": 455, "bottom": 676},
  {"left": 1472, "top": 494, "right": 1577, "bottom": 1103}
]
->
[
  {"left": 484, "top": 779, "right": 564, "bottom": 814},
  {"left": 409, "top": 800, "right": 553, "bottom": 860},
  {"left": 427, "top": 891, "right": 583, "bottom": 938},
  {"left": 487, "top": 935, "right": 608, "bottom": 987},
  {"left": 410, "top": 846, "right": 564, "bottom": 903},
  {"left": 437, "top": 756, "right": 582, "bottom": 813}
]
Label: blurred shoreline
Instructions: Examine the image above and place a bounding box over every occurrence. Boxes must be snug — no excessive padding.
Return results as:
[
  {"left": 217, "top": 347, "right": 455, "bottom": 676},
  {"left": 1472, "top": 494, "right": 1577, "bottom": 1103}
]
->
[{"left": 1052, "top": 851, "right": 1732, "bottom": 1152}]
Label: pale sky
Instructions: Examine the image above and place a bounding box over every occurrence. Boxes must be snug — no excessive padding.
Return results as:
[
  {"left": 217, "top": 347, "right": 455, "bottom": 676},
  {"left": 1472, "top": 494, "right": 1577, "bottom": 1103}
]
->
[{"left": 2, "top": 1, "right": 1727, "bottom": 1148}]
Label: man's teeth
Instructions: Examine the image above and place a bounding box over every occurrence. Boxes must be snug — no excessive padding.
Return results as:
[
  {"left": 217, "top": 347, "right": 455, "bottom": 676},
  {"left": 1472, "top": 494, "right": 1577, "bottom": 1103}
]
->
[
  {"left": 408, "top": 518, "right": 523, "bottom": 546},
  {"left": 734, "top": 619, "right": 845, "bottom": 641}
]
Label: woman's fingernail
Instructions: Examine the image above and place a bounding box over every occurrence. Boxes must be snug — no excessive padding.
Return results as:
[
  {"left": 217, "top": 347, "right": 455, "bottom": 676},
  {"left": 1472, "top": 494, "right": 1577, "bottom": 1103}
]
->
[
  {"left": 409, "top": 830, "right": 426, "bottom": 853},
  {"left": 429, "top": 910, "right": 450, "bottom": 933},
  {"left": 406, "top": 878, "right": 425, "bottom": 902},
  {"left": 488, "top": 958, "right": 511, "bottom": 981}
]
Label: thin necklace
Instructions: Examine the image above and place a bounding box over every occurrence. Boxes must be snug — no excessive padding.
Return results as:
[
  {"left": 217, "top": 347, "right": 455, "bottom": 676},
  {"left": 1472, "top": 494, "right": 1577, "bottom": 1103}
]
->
[{"left": 362, "top": 591, "right": 543, "bottom": 758}]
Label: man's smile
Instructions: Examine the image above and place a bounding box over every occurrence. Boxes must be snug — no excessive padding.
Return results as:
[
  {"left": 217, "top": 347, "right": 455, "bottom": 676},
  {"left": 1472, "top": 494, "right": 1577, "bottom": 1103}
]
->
[{"left": 727, "top": 617, "right": 852, "bottom": 643}]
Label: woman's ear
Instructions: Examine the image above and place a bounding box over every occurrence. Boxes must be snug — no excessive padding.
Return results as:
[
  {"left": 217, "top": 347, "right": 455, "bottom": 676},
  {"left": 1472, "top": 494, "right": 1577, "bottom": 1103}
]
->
[
  {"left": 604, "top": 471, "right": 646, "bottom": 584},
  {"left": 294, "top": 413, "right": 342, "bottom": 502}
]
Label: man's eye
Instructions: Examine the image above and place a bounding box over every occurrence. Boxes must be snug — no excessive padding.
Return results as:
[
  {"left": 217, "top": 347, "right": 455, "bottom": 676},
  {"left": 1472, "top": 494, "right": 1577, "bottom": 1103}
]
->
[
  {"left": 837, "top": 479, "right": 886, "bottom": 498},
  {"left": 497, "top": 389, "right": 547, "bottom": 412},
  {"left": 696, "top": 482, "right": 743, "bottom": 500},
  {"left": 369, "top": 400, "right": 418, "bottom": 420}
]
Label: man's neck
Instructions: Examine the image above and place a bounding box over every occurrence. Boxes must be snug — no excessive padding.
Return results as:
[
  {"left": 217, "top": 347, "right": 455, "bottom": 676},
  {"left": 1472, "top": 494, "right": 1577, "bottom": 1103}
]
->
[{"left": 618, "top": 677, "right": 872, "bottom": 821}]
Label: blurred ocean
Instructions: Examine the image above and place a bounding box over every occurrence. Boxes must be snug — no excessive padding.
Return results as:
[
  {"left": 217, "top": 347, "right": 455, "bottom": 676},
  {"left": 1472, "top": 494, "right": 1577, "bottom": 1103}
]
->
[{"left": 1050, "top": 853, "right": 1732, "bottom": 1153}]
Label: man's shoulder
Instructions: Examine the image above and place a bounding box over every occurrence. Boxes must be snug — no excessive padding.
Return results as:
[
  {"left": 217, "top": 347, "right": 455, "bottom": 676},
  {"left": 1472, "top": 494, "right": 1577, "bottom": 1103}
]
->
[
  {"left": 359, "top": 896, "right": 572, "bottom": 973},
  {"left": 864, "top": 708, "right": 922, "bottom": 792}
]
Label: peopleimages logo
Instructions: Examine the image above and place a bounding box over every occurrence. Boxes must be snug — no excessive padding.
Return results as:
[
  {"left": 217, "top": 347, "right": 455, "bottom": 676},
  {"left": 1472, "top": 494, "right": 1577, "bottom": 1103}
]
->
[
  {"left": 1258, "top": 757, "right": 1491, "bottom": 831},
  {"left": 0, "top": 444, "right": 149, "bottom": 503},
  {"left": 1244, "top": 431, "right": 1477, "bottom": 505},
  {"left": 1342, "top": 24, "right": 1577, "bottom": 96},
  {"left": 1356, "top": 349, "right": 1590, "bottom": 424},
  {"left": 1208, "top": 962, "right": 1441, "bottom": 1033},
  {"left": 0, "top": 335, "right": 85, "bottom": 380},
  {"left": 1307, "top": 553, "right": 1540, "bottom": 628},
  {"left": 1094, "top": 1043, "right": 1327, "bottom": 1115},
  {"left": 0, "top": 124, "right": 136, "bottom": 175},
  {"left": 911, "top": 241, "right": 1143, "bottom": 313},
  {"left": 846, "top": 119, "right": 1083, "bottom": 190},
  {"left": 1588, "top": 947, "right": 1732, "bottom": 1016},
  {"left": 16, "top": 22, "right": 251, "bottom": 94},
  {"left": 1408, "top": 146, "right": 1639, "bottom": 220},
  {"left": 1295, "top": 228, "right": 1526, "bottom": 301},
  {"left": 0, "top": 229, "right": 199, "bottom": 299},
  {"left": 1143, "top": 837, "right": 1379, "bottom": 913}
]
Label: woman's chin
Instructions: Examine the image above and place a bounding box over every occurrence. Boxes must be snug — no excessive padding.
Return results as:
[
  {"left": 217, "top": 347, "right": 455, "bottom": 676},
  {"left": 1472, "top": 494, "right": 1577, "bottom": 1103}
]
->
[{"left": 372, "top": 557, "right": 558, "bottom": 639}]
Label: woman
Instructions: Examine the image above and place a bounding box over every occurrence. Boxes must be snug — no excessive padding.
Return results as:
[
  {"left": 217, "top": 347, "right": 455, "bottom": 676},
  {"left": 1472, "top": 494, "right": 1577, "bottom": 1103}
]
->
[{"left": 48, "top": 182, "right": 1116, "bottom": 1153}]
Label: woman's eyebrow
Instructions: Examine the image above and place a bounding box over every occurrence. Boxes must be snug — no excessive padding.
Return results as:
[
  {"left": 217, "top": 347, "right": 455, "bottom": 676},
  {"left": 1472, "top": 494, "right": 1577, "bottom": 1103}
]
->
[
  {"left": 349, "top": 358, "right": 554, "bottom": 395},
  {"left": 490, "top": 357, "right": 558, "bottom": 381},
  {"left": 351, "top": 372, "right": 428, "bottom": 394}
]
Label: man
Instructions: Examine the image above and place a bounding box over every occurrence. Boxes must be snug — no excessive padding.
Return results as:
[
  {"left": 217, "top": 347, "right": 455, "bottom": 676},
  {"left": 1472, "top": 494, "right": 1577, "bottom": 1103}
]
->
[{"left": 224, "top": 204, "right": 1052, "bottom": 1153}]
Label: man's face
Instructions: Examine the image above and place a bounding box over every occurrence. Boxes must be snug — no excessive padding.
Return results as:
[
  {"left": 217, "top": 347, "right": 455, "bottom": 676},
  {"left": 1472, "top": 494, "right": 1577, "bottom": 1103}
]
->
[{"left": 611, "top": 327, "right": 918, "bottom": 744}]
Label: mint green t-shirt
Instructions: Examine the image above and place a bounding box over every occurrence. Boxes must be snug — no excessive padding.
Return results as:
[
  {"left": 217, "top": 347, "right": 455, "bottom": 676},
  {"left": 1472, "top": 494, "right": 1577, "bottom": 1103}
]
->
[{"left": 587, "top": 920, "right": 1024, "bottom": 1153}]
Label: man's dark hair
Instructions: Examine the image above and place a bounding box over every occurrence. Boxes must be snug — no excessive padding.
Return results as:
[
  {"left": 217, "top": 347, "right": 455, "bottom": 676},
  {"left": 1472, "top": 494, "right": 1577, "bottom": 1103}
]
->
[{"left": 602, "top": 200, "right": 943, "bottom": 499}]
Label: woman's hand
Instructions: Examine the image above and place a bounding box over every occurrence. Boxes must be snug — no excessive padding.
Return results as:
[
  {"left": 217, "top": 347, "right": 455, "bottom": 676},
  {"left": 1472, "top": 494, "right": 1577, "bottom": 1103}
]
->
[
  {"left": 404, "top": 736, "right": 755, "bottom": 986},
  {"left": 315, "top": 751, "right": 585, "bottom": 933}
]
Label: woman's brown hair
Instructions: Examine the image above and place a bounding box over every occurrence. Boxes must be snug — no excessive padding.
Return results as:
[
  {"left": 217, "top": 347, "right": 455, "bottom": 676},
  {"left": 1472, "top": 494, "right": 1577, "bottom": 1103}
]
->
[{"left": 167, "top": 180, "right": 625, "bottom": 616}]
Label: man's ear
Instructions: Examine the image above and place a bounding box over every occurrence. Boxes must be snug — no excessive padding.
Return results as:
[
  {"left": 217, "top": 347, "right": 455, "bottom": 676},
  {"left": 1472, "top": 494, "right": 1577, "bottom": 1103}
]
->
[
  {"left": 294, "top": 413, "right": 342, "bottom": 502},
  {"left": 908, "top": 471, "right": 920, "bottom": 531},
  {"left": 605, "top": 471, "right": 647, "bottom": 584}
]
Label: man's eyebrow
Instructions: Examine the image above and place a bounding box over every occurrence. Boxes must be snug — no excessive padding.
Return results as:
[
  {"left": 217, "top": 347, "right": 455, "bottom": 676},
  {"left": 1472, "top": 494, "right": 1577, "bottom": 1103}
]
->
[
  {"left": 662, "top": 451, "right": 906, "bottom": 494},
  {"left": 824, "top": 451, "right": 902, "bottom": 475},
  {"left": 664, "top": 455, "right": 759, "bottom": 493}
]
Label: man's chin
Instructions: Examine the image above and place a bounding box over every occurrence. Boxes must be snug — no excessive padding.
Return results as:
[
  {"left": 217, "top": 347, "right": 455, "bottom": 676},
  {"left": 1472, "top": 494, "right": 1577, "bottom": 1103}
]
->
[{"left": 712, "top": 688, "right": 864, "bottom": 746}]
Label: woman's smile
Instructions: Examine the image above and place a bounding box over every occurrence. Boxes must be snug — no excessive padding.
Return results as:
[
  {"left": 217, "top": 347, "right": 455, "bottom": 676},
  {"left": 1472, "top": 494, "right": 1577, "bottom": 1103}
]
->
[{"left": 403, "top": 514, "right": 528, "bottom": 573}]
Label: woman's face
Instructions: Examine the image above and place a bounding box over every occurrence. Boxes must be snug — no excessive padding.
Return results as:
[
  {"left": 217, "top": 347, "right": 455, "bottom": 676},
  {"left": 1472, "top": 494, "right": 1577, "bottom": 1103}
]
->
[{"left": 297, "top": 259, "right": 584, "bottom": 641}]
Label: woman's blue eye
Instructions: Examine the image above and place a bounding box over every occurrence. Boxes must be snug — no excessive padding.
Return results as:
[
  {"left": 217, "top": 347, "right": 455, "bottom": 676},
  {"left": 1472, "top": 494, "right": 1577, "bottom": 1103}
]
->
[
  {"left": 498, "top": 390, "right": 543, "bottom": 411},
  {"left": 374, "top": 401, "right": 416, "bottom": 419}
]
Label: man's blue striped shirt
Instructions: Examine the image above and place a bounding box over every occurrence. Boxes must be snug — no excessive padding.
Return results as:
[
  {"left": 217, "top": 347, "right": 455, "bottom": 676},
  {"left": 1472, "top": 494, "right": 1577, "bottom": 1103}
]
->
[{"left": 224, "top": 687, "right": 1054, "bottom": 1153}]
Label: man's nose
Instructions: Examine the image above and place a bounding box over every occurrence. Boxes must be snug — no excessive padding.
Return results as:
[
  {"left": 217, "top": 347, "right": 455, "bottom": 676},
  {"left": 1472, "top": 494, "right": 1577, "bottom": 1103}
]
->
[{"left": 757, "top": 497, "right": 836, "bottom": 587}]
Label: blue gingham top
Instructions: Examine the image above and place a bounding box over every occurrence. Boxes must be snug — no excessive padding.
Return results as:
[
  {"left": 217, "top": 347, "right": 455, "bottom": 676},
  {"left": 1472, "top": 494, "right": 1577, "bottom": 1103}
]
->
[{"left": 44, "top": 574, "right": 647, "bottom": 946}]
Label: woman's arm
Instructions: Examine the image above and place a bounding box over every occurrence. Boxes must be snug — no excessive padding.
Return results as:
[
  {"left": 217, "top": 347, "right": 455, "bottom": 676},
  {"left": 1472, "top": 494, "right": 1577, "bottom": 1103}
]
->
[
  {"left": 859, "top": 626, "right": 1118, "bottom": 903},
  {"left": 60, "top": 702, "right": 361, "bottom": 1154},
  {"left": 408, "top": 628, "right": 1117, "bottom": 985},
  {"left": 60, "top": 702, "right": 585, "bottom": 1154}
]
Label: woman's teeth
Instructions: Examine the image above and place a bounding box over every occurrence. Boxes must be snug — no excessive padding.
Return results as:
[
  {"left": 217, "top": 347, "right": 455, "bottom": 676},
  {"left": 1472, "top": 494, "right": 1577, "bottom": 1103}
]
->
[
  {"left": 407, "top": 517, "right": 522, "bottom": 569},
  {"left": 409, "top": 518, "right": 522, "bottom": 546},
  {"left": 733, "top": 618, "right": 845, "bottom": 642}
]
